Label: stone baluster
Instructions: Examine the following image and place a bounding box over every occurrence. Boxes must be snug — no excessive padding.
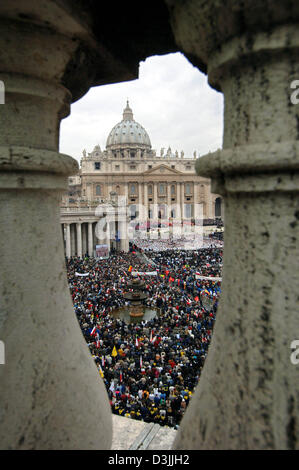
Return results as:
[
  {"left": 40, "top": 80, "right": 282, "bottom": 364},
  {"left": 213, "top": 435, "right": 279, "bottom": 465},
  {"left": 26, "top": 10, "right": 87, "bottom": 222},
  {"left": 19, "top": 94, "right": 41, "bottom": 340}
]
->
[
  {"left": 167, "top": 0, "right": 299, "bottom": 450},
  {"left": 0, "top": 11, "right": 112, "bottom": 449}
]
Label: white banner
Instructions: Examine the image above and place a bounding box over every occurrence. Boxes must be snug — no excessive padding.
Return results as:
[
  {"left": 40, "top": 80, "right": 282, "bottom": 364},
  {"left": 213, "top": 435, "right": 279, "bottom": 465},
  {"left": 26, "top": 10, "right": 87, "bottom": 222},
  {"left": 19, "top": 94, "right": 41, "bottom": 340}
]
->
[
  {"left": 195, "top": 275, "right": 222, "bottom": 281},
  {"left": 75, "top": 272, "right": 90, "bottom": 277},
  {"left": 131, "top": 271, "right": 157, "bottom": 276}
]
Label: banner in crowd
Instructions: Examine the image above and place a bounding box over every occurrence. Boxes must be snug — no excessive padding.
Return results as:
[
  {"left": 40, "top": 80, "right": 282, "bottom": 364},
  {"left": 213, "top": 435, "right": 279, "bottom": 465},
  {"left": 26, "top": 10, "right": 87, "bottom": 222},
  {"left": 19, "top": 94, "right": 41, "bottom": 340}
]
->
[
  {"left": 96, "top": 244, "right": 109, "bottom": 259},
  {"left": 75, "top": 272, "right": 90, "bottom": 277},
  {"left": 131, "top": 271, "right": 157, "bottom": 276},
  {"left": 195, "top": 275, "right": 222, "bottom": 281}
]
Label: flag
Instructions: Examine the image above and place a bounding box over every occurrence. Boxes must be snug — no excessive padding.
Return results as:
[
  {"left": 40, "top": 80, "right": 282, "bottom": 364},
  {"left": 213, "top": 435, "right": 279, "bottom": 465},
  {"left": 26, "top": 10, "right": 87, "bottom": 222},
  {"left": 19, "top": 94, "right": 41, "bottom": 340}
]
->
[
  {"left": 135, "top": 337, "right": 139, "bottom": 348},
  {"left": 98, "top": 364, "right": 104, "bottom": 378},
  {"left": 120, "top": 370, "right": 123, "bottom": 382},
  {"left": 111, "top": 346, "right": 117, "bottom": 357},
  {"left": 101, "top": 356, "right": 105, "bottom": 367},
  {"left": 109, "top": 380, "right": 115, "bottom": 392},
  {"left": 128, "top": 265, "right": 133, "bottom": 273},
  {"left": 90, "top": 326, "right": 96, "bottom": 336},
  {"left": 140, "top": 356, "right": 143, "bottom": 368},
  {"left": 149, "top": 330, "right": 153, "bottom": 343}
]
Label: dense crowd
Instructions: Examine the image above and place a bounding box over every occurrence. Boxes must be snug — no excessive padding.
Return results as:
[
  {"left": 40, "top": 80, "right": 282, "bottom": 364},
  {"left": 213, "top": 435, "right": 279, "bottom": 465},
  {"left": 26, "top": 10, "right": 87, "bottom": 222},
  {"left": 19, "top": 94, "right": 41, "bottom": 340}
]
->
[
  {"left": 66, "top": 246, "right": 222, "bottom": 429},
  {"left": 131, "top": 234, "right": 223, "bottom": 252}
]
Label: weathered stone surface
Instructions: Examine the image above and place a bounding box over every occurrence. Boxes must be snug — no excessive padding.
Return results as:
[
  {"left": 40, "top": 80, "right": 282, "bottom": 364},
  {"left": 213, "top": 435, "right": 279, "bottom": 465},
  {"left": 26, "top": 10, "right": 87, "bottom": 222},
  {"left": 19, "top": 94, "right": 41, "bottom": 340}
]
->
[{"left": 166, "top": 0, "right": 299, "bottom": 450}]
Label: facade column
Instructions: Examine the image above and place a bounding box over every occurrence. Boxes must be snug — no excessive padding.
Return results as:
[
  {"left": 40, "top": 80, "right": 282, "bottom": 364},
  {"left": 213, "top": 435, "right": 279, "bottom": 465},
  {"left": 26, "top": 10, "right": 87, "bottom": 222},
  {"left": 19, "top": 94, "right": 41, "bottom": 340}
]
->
[
  {"left": 88, "top": 222, "right": 93, "bottom": 257},
  {"left": 70, "top": 223, "right": 76, "bottom": 256},
  {"left": 176, "top": 182, "right": 181, "bottom": 220},
  {"left": 65, "top": 223, "right": 71, "bottom": 259},
  {"left": 169, "top": 0, "right": 299, "bottom": 450},
  {"left": 181, "top": 182, "right": 185, "bottom": 220},
  {"left": 144, "top": 183, "right": 148, "bottom": 220},
  {"left": 106, "top": 220, "right": 111, "bottom": 252},
  {"left": 107, "top": 183, "right": 112, "bottom": 198},
  {"left": 124, "top": 182, "right": 128, "bottom": 203},
  {"left": 153, "top": 182, "right": 158, "bottom": 220},
  {"left": 138, "top": 182, "right": 143, "bottom": 221},
  {"left": 167, "top": 183, "right": 172, "bottom": 219},
  {"left": 119, "top": 219, "right": 129, "bottom": 252},
  {"left": 76, "top": 223, "right": 82, "bottom": 258},
  {"left": 193, "top": 182, "right": 199, "bottom": 220}
]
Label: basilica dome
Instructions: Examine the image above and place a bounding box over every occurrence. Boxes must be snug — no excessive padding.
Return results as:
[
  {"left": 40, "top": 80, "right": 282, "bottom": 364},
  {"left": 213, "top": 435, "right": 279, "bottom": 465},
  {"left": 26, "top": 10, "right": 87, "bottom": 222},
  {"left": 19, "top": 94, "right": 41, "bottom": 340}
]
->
[{"left": 106, "top": 101, "right": 151, "bottom": 149}]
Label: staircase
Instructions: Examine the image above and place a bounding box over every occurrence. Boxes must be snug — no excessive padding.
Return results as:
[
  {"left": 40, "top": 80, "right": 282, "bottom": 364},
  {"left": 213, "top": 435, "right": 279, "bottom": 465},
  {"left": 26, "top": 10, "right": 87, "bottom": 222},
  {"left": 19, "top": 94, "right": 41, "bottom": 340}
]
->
[{"left": 111, "top": 415, "right": 177, "bottom": 450}]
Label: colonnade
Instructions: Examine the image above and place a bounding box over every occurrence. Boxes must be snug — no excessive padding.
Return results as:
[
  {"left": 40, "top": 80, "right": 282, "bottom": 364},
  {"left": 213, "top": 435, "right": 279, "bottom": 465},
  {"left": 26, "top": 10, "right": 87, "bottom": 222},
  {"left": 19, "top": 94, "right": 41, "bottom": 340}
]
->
[
  {"left": 124, "top": 181, "right": 214, "bottom": 220},
  {"left": 62, "top": 219, "right": 129, "bottom": 258}
]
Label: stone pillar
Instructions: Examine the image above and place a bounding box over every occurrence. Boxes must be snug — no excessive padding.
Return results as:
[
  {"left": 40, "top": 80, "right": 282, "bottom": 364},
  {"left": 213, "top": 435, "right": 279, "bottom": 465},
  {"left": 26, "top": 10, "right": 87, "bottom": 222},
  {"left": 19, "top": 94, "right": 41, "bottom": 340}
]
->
[
  {"left": 193, "top": 182, "right": 199, "bottom": 220},
  {"left": 119, "top": 219, "right": 129, "bottom": 252},
  {"left": 70, "top": 223, "right": 76, "bottom": 257},
  {"left": 0, "top": 11, "right": 112, "bottom": 449},
  {"left": 138, "top": 182, "right": 143, "bottom": 221},
  {"left": 106, "top": 220, "right": 111, "bottom": 252},
  {"left": 181, "top": 182, "right": 185, "bottom": 220},
  {"left": 65, "top": 223, "right": 71, "bottom": 259},
  {"left": 82, "top": 223, "right": 87, "bottom": 256},
  {"left": 167, "top": 183, "right": 172, "bottom": 218},
  {"left": 144, "top": 183, "right": 148, "bottom": 220},
  {"left": 176, "top": 182, "right": 181, "bottom": 220},
  {"left": 76, "top": 223, "right": 82, "bottom": 258},
  {"left": 153, "top": 182, "right": 158, "bottom": 220},
  {"left": 124, "top": 182, "right": 128, "bottom": 203},
  {"left": 168, "top": 0, "right": 299, "bottom": 450},
  {"left": 88, "top": 222, "right": 93, "bottom": 257}
]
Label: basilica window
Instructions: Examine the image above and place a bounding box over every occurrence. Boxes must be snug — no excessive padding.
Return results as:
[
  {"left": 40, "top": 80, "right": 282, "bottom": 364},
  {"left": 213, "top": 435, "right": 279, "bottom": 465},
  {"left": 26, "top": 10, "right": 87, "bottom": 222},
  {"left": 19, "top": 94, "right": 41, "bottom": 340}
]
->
[
  {"left": 148, "top": 184, "right": 153, "bottom": 195},
  {"left": 130, "top": 184, "right": 136, "bottom": 195},
  {"left": 115, "top": 165, "right": 120, "bottom": 170},
  {"left": 185, "top": 183, "right": 191, "bottom": 195},
  {"left": 95, "top": 184, "right": 101, "bottom": 196},
  {"left": 171, "top": 184, "right": 176, "bottom": 195},
  {"left": 159, "top": 183, "right": 165, "bottom": 195},
  {"left": 94, "top": 162, "right": 101, "bottom": 170},
  {"left": 130, "top": 152, "right": 135, "bottom": 158},
  {"left": 148, "top": 165, "right": 152, "bottom": 169},
  {"left": 185, "top": 204, "right": 192, "bottom": 218}
]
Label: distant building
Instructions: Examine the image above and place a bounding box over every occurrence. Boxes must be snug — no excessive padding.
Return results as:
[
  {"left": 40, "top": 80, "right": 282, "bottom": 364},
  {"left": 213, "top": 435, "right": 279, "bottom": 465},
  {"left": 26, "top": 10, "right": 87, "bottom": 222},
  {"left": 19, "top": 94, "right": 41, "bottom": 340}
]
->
[{"left": 60, "top": 101, "right": 223, "bottom": 257}]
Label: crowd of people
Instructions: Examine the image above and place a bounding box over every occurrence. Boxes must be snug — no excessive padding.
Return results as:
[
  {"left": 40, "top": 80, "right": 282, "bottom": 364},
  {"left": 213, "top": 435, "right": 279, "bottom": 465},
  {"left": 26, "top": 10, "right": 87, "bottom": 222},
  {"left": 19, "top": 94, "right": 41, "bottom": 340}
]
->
[
  {"left": 66, "top": 246, "right": 222, "bottom": 429},
  {"left": 131, "top": 234, "right": 223, "bottom": 252}
]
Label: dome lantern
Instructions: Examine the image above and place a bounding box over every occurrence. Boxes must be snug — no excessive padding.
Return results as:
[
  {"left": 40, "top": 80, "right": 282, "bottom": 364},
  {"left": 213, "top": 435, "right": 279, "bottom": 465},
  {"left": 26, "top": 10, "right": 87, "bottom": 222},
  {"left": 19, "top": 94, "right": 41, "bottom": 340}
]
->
[{"left": 123, "top": 100, "right": 133, "bottom": 121}]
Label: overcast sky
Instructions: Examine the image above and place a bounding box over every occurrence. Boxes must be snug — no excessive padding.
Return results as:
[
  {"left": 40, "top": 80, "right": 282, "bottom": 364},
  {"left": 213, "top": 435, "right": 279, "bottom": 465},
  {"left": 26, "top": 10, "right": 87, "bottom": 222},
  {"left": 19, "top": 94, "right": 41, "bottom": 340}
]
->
[{"left": 59, "top": 52, "right": 223, "bottom": 163}]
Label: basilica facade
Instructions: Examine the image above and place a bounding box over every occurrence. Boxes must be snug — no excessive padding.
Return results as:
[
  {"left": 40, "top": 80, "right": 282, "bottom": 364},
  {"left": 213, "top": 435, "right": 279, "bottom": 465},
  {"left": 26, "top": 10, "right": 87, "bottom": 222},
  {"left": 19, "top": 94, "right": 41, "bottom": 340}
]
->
[{"left": 60, "top": 101, "right": 222, "bottom": 257}]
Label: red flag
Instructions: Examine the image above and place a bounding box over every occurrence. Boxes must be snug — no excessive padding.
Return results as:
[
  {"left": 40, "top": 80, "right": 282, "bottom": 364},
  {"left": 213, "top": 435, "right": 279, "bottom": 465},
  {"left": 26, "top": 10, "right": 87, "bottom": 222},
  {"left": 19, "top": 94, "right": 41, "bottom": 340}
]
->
[
  {"left": 90, "top": 326, "right": 96, "bottom": 336},
  {"left": 140, "top": 356, "right": 143, "bottom": 369}
]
